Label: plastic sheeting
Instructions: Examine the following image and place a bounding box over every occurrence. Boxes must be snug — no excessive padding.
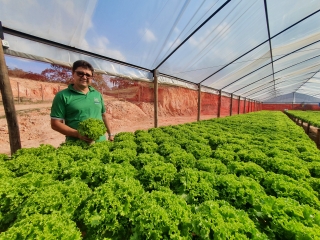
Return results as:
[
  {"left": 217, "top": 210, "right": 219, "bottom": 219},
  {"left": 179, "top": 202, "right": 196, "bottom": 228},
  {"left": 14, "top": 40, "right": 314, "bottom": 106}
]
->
[
  {"left": 264, "top": 92, "right": 320, "bottom": 103},
  {"left": 1, "top": 0, "right": 320, "bottom": 102}
]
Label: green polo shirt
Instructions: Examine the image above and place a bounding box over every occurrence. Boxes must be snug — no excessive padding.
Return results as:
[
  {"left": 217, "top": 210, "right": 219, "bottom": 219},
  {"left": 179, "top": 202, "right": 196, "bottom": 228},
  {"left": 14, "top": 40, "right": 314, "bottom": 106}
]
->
[{"left": 50, "top": 84, "right": 106, "bottom": 142}]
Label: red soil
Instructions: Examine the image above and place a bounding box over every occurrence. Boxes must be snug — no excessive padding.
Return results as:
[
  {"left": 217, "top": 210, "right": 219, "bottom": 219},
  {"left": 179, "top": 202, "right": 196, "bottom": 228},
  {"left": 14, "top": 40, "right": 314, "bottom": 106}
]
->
[{"left": 0, "top": 78, "right": 215, "bottom": 155}]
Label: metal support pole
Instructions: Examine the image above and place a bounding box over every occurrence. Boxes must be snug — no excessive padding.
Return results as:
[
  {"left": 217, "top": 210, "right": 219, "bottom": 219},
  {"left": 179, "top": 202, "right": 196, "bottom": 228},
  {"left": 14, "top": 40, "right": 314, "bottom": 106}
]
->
[
  {"left": 292, "top": 92, "right": 295, "bottom": 110},
  {"left": 0, "top": 36, "right": 21, "bottom": 154},
  {"left": 238, "top": 96, "right": 240, "bottom": 114},
  {"left": 197, "top": 83, "right": 201, "bottom": 121},
  {"left": 217, "top": 90, "right": 222, "bottom": 118},
  {"left": 153, "top": 69, "right": 159, "bottom": 128},
  {"left": 230, "top": 94, "right": 233, "bottom": 116},
  {"left": 244, "top": 98, "right": 246, "bottom": 113}
]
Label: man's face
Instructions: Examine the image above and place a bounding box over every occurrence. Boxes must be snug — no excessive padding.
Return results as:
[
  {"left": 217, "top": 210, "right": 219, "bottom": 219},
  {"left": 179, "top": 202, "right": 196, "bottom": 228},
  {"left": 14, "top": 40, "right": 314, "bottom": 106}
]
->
[{"left": 72, "top": 67, "right": 93, "bottom": 89}]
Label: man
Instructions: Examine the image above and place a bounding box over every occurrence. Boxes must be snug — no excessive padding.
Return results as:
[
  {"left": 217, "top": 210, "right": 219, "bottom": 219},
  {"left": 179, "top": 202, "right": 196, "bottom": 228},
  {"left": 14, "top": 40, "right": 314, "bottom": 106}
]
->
[{"left": 50, "top": 60, "right": 114, "bottom": 142}]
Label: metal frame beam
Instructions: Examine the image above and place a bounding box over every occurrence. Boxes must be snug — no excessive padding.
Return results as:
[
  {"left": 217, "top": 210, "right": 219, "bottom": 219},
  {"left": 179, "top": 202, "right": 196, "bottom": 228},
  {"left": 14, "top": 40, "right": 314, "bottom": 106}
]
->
[
  {"left": 255, "top": 89, "right": 283, "bottom": 102},
  {"left": 220, "top": 39, "right": 320, "bottom": 92},
  {"left": 263, "top": 0, "right": 276, "bottom": 91},
  {"left": 242, "top": 77, "right": 309, "bottom": 98},
  {"left": 155, "top": 0, "right": 231, "bottom": 69},
  {"left": 232, "top": 54, "right": 320, "bottom": 94},
  {"left": 199, "top": 9, "right": 320, "bottom": 85},
  {"left": 3, "top": 26, "right": 151, "bottom": 73},
  {"left": 293, "top": 68, "right": 320, "bottom": 93}
]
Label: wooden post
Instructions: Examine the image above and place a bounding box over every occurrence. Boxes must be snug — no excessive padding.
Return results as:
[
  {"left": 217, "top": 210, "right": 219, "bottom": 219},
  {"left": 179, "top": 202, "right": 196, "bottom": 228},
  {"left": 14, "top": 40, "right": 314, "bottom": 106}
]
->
[
  {"left": 41, "top": 84, "right": 44, "bottom": 101},
  {"left": 217, "top": 90, "right": 222, "bottom": 118},
  {"left": 197, "top": 83, "right": 201, "bottom": 121},
  {"left": 153, "top": 69, "right": 159, "bottom": 128},
  {"left": 307, "top": 123, "right": 310, "bottom": 135},
  {"left": 230, "top": 94, "right": 233, "bottom": 116},
  {"left": 0, "top": 40, "right": 22, "bottom": 154},
  {"left": 238, "top": 96, "right": 240, "bottom": 114},
  {"left": 317, "top": 128, "right": 320, "bottom": 147},
  {"left": 17, "top": 82, "right": 20, "bottom": 103},
  {"left": 244, "top": 98, "right": 246, "bottom": 113}
]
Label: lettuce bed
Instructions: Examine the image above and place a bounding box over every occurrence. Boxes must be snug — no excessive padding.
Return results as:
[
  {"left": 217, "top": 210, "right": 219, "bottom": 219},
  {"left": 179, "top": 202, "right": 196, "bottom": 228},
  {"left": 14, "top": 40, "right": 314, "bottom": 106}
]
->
[{"left": 1, "top": 111, "right": 320, "bottom": 239}]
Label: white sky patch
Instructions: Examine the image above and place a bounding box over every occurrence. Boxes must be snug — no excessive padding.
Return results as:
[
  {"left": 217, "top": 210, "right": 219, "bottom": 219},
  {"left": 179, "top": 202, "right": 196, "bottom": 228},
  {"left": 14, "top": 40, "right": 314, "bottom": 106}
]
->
[
  {"left": 188, "top": 36, "right": 198, "bottom": 46},
  {"left": 12, "top": 57, "right": 34, "bottom": 63},
  {"left": 141, "top": 28, "right": 157, "bottom": 42},
  {"left": 81, "top": 37, "right": 126, "bottom": 62},
  {"left": 186, "top": 22, "right": 231, "bottom": 51},
  {"left": 174, "top": 27, "right": 181, "bottom": 34},
  {"left": 166, "top": 37, "right": 182, "bottom": 52},
  {"left": 0, "top": 0, "right": 97, "bottom": 47}
]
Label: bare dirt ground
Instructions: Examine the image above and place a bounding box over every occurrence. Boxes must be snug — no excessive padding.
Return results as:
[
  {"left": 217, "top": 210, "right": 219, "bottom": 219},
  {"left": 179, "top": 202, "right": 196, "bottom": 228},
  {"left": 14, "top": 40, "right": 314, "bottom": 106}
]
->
[
  {"left": 0, "top": 77, "right": 218, "bottom": 155},
  {"left": 1, "top": 100, "right": 319, "bottom": 155},
  {"left": 0, "top": 102, "right": 214, "bottom": 155}
]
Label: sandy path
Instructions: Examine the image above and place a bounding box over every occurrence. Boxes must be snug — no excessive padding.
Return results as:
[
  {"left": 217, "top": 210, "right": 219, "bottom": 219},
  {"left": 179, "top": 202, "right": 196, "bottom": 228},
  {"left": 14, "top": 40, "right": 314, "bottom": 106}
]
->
[
  {"left": 0, "top": 106, "right": 214, "bottom": 155},
  {"left": 0, "top": 103, "right": 53, "bottom": 117}
]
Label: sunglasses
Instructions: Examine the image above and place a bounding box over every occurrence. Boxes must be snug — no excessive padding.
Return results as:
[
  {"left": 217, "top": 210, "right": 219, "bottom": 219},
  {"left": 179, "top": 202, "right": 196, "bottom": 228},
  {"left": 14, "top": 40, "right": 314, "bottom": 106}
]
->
[{"left": 75, "top": 71, "right": 94, "bottom": 79}]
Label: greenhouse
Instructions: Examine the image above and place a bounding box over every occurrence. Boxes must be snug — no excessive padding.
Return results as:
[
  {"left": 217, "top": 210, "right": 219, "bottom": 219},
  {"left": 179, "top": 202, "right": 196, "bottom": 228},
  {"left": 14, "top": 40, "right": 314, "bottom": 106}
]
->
[{"left": 0, "top": 0, "right": 320, "bottom": 239}]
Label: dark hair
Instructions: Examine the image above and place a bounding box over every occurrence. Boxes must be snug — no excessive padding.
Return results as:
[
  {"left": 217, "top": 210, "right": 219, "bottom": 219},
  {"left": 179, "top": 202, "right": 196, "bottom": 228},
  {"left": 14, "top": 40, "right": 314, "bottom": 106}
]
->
[{"left": 72, "top": 60, "right": 94, "bottom": 74}]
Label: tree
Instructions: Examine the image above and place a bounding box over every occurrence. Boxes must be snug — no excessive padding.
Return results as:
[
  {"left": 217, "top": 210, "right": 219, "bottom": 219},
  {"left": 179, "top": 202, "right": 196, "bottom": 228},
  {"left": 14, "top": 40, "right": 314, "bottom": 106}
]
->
[
  {"left": 91, "top": 73, "right": 110, "bottom": 90},
  {"left": 7, "top": 67, "right": 46, "bottom": 81},
  {"left": 41, "top": 64, "right": 72, "bottom": 83}
]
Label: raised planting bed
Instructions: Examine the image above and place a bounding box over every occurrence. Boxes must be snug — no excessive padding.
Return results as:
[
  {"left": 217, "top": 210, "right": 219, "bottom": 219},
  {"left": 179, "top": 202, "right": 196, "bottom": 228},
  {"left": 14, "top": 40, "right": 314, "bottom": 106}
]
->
[{"left": 285, "top": 110, "right": 320, "bottom": 147}]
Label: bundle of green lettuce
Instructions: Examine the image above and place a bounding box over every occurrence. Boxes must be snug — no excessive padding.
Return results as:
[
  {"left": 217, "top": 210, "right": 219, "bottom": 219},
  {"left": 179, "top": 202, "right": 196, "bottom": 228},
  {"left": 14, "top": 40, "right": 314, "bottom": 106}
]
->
[{"left": 78, "top": 118, "right": 107, "bottom": 141}]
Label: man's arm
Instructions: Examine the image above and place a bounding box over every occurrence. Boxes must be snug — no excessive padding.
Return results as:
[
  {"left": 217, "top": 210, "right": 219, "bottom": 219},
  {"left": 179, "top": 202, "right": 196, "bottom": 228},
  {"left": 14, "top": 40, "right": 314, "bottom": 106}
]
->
[
  {"left": 51, "top": 119, "right": 92, "bottom": 142},
  {"left": 102, "top": 112, "right": 114, "bottom": 141}
]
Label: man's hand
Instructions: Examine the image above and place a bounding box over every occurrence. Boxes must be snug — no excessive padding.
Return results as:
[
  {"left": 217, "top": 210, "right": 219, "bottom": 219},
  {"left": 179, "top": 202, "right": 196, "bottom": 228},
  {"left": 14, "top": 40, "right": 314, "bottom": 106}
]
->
[{"left": 76, "top": 131, "right": 94, "bottom": 143}]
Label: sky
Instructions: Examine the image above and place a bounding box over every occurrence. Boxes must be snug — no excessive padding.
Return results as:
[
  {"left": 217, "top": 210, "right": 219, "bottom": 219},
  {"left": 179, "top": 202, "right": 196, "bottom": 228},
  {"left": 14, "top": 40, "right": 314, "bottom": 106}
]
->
[
  {"left": 1, "top": 0, "right": 320, "bottom": 100},
  {"left": 5, "top": 55, "right": 51, "bottom": 74}
]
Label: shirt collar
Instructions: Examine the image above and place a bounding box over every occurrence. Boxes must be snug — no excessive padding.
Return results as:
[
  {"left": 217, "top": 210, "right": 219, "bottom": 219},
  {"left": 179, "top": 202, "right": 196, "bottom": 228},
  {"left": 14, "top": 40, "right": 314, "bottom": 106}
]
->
[{"left": 68, "top": 84, "right": 95, "bottom": 93}]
